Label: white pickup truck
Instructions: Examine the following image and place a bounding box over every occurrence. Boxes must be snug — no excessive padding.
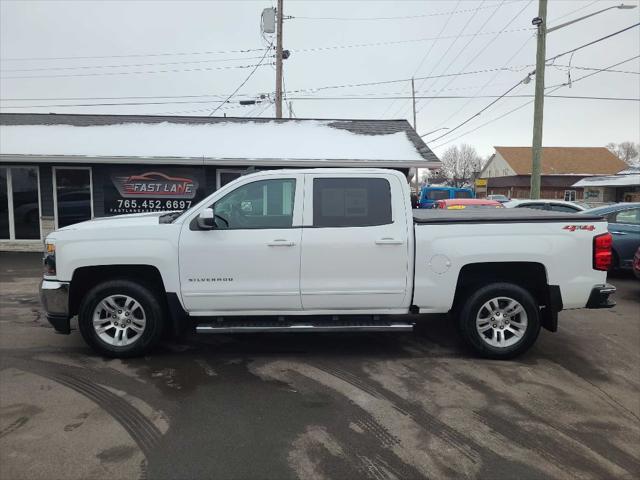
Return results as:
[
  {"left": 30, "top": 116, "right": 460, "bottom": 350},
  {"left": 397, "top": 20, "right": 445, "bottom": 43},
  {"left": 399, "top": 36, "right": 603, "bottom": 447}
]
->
[{"left": 40, "top": 168, "right": 616, "bottom": 359}]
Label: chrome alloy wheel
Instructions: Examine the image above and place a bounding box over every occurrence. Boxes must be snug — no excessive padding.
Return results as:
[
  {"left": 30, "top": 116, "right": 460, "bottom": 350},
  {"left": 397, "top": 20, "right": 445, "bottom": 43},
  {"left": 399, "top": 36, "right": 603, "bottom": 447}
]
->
[
  {"left": 475, "top": 296, "right": 528, "bottom": 348},
  {"left": 92, "top": 294, "right": 146, "bottom": 347}
]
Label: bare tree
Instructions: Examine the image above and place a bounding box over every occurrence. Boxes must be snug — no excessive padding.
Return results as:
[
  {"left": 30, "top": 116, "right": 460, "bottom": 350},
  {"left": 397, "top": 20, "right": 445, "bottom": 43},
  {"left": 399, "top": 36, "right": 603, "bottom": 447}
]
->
[
  {"left": 439, "top": 144, "right": 484, "bottom": 187},
  {"left": 606, "top": 141, "right": 640, "bottom": 165}
]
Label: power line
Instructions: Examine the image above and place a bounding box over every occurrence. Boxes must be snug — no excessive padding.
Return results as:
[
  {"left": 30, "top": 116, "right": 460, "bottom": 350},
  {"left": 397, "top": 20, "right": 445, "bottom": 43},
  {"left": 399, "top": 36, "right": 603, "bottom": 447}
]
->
[
  {"left": 435, "top": 35, "right": 533, "bottom": 129},
  {"left": 389, "top": 0, "right": 489, "bottom": 118},
  {"left": 290, "top": 1, "right": 517, "bottom": 20},
  {"left": 0, "top": 65, "right": 531, "bottom": 108},
  {"left": 1, "top": 61, "right": 275, "bottom": 80},
  {"left": 1, "top": 47, "right": 268, "bottom": 62},
  {"left": 286, "top": 95, "right": 639, "bottom": 101},
  {"left": 417, "top": 0, "right": 533, "bottom": 116},
  {"left": 547, "top": 22, "right": 640, "bottom": 64},
  {"left": 0, "top": 55, "right": 270, "bottom": 73},
  {"left": 0, "top": 27, "right": 532, "bottom": 71},
  {"left": 428, "top": 25, "right": 640, "bottom": 143},
  {"left": 5, "top": 93, "right": 636, "bottom": 111},
  {"left": 548, "top": 63, "right": 639, "bottom": 75},
  {"left": 208, "top": 42, "right": 274, "bottom": 116},
  {"left": 430, "top": 55, "right": 640, "bottom": 149},
  {"left": 2, "top": 62, "right": 633, "bottom": 103},
  {"left": 547, "top": 0, "right": 598, "bottom": 24},
  {"left": 380, "top": 0, "right": 461, "bottom": 117},
  {"left": 545, "top": 54, "right": 640, "bottom": 89},
  {"left": 417, "top": 0, "right": 530, "bottom": 115}
]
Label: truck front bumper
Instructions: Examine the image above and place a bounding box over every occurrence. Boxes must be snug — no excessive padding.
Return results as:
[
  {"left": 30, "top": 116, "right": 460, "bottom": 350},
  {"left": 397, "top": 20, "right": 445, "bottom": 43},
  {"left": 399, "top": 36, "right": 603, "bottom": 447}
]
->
[
  {"left": 586, "top": 284, "right": 616, "bottom": 309},
  {"left": 40, "top": 280, "right": 71, "bottom": 334}
]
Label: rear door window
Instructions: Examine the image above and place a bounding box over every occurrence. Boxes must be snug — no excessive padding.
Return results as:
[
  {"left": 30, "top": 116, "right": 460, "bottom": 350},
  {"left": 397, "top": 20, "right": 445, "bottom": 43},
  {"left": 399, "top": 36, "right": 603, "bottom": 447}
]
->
[
  {"left": 313, "top": 178, "right": 392, "bottom": 227},
  {"left": 517, "top": 203, "right": 546, "bottom": 210},
  {"left": 610, "top": 208, "right": 639, "bottom": 225},
  {"left": 427, "top": 190, "right": 449, "bottom": 200},
  {"left": 549, "top": 204, "right": 580, "bottom": 213},
  {"left": 454, "top": 190, "right": 472, "bottom": 199}
]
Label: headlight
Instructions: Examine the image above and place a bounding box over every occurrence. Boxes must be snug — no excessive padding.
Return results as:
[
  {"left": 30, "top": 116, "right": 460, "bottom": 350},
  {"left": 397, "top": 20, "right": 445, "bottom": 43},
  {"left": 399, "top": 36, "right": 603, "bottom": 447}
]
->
[{"left": 43, "top": 242, "right": 56, "bottom": 276}]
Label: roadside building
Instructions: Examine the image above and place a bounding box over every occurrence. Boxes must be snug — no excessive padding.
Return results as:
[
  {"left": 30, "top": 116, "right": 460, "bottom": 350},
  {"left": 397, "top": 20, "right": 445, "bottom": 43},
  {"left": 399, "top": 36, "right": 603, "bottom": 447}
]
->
[
  {"left": 572, "top": 173, "right": 640, "bottom": 203},
  {"left": 476, "top": 146, "right": 628, "bottom": 200},
  {"left": 0, "top": 113, "right": 439, "bottom": 251}
]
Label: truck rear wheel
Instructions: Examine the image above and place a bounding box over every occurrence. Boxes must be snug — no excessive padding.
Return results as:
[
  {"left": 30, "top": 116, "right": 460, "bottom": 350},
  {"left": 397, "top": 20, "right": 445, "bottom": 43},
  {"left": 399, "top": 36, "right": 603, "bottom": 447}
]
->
[
  {"left": 78, "top": 280, "right": 165, "bottom": 358},
  {"left": 457, "top": 282, "right": 540, "bottom": 359}
]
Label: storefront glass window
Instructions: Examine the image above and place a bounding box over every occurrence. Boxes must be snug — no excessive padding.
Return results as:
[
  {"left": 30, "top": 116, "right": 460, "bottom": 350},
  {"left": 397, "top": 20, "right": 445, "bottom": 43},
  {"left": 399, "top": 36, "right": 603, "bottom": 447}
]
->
[
  {"left": 0, "top": 168, "right": 9, "bottom": 239},
  {"left": 11, "top": 167, "right": 40, "bottom": 239},
  {"left": 55, "top": 168, "right": 91, "bottom": 228}
]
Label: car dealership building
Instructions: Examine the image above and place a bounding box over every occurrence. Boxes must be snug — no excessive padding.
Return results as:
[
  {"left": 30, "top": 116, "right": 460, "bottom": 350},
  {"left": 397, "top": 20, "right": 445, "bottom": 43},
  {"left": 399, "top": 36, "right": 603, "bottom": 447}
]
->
[{"left": 0, "top": 113, "right": 439, "bottom": 251}]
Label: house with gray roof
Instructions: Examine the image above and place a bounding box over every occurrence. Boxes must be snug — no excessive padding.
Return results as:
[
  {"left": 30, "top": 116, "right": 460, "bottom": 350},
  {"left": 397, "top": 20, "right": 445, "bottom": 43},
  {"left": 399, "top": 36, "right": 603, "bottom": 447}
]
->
[{"left": 0, "top": 113, "right": 439, "bottom": 250}]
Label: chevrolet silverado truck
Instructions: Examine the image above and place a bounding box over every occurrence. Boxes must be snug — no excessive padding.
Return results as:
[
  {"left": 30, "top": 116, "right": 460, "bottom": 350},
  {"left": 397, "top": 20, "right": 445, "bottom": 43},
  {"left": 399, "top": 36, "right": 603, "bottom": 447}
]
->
[{"left": 40, "top": 169, "right": 616, "bottom": 359}]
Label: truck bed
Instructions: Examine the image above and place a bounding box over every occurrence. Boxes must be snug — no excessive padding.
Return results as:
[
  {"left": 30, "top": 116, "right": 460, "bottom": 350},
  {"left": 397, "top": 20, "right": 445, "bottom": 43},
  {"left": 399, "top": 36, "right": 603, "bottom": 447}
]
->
[{"left": 413, "top": 208, "right": 604, "bottom": 224}]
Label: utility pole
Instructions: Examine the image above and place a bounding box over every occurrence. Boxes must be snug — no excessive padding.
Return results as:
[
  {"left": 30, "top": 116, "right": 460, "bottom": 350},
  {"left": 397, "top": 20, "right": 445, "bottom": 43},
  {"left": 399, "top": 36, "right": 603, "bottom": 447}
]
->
[
  {"left": 275, "top": 0, "right": 284, "bottom": 118},
  {"left": 530, "top": 0, "right": 548, "bottom": 200},
  {"left": 411, "top": 77, "right": 417, "bottom": 130}
]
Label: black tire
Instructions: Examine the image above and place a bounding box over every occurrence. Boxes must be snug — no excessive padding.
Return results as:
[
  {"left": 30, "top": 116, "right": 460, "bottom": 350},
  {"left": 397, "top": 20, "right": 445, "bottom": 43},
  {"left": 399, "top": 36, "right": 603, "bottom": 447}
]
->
[
  {"left": 457, "top": 282, "right": 540, "bottom": 360},
  {"left": 78, "top": 279, "right": 166, "bottom": 358}
]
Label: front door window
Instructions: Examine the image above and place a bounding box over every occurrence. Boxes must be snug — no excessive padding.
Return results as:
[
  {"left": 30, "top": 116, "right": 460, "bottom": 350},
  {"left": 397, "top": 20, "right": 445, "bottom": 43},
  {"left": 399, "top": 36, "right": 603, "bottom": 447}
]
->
[{"left": 213, "top": 179, "right": 295, "bottom": 229}]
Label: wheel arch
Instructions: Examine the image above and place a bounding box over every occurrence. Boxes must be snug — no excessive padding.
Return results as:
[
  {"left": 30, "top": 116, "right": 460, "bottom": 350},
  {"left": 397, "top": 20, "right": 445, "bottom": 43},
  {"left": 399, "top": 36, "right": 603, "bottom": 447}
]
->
[
  {"left": 452, "top": 262, "right": 561, "bottom": 332},
  {"left": 69, "top": 264, "right": 167, "bottom": 318}
]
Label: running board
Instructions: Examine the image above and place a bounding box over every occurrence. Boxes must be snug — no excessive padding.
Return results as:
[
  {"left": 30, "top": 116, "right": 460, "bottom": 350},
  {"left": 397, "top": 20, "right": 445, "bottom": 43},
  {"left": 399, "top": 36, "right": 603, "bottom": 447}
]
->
[{"left": 195, "top": 318, "right": 414, "bottom": 334}]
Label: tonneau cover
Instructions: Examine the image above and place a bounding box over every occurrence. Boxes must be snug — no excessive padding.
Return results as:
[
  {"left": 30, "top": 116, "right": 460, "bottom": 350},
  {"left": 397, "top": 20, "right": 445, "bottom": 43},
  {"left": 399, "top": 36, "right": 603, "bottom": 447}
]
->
[{"left": 413, "top": 208, "right": 604, "bottom": 224}]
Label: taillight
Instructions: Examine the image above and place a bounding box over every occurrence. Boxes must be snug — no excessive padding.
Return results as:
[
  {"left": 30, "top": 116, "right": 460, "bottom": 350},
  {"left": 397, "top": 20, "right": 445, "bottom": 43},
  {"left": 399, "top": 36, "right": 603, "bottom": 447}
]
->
[{"left": 593, "top": 233, "right": 612, "bottom": 271}]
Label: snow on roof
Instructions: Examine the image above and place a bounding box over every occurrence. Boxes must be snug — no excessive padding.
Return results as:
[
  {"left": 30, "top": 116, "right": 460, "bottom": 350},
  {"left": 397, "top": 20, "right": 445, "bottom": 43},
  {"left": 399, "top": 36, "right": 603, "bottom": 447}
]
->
[
  {"left": 0, "top": 114, "right": 439, "bottom": 167},
  {"left": 572, "top": 174, "right": 640, "bottom": 187}
]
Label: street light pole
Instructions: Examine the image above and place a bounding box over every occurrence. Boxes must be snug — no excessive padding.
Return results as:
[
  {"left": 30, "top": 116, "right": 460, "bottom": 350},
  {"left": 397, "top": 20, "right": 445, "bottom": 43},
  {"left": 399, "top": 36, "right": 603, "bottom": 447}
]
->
[
  {"left": 529, "top": 2, "right": 636, "bottom": 199},
  {"left": 530, "top": 0, "right": 547, "bottom": 200},
  {"left": 275, "top": 0, "right": 284, "bottom": 118}
]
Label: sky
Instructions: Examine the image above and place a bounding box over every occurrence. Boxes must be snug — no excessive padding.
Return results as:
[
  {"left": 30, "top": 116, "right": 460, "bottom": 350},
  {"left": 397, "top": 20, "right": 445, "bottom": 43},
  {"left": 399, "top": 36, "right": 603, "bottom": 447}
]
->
[{"left": 1, "top": 0, "right": 639, "bottom": 159}]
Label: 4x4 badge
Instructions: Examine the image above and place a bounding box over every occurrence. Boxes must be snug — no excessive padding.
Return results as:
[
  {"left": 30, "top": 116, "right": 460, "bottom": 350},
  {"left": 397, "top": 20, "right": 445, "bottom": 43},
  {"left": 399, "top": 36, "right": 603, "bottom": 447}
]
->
[{"left": 563, "top": 225, "right": 595, "bottom": 232}]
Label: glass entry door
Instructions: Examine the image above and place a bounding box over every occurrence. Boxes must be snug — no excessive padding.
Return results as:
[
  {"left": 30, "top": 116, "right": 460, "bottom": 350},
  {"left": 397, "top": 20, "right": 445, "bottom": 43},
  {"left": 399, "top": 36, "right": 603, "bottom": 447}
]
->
[
  {"left": 0, "top": 166, "right": 41, "bottom": 240},
  {"left": 54, "top": 168, "right": 92, "bottom": 228}
]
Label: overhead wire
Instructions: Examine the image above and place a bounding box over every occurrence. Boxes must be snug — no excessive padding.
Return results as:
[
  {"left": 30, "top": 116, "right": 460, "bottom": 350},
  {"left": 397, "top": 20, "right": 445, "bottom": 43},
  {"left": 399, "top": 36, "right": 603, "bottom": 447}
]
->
[
  {"left": 429, "top": 54, "right": 640, "bottom": 149},
  {"left": 380, "top": 0, "right": 461, "bottom": 117},
  {"left": 1, "top": 61, "right": 275, "bottom": 80},
  {"left": 427, "top": 24, "right": 640, "bottom": 143},
  {"left": 418, "top": 0, "right": 533, "bottom": 118},
  {"left": 391, "top": 0, "right": 490, "bottom": 119},
  {"left": 0, "top": 55, "right": 270, "bottom": 73},
  {"left": 1, "top": 62, "right": 634, "bottom": 104},
  {"left": 290, "top": 1, "right": 517, "bottom": 21},
  {"left": 416, "top": 0, "right": 520, "bottom": 115},
  {"left": 208, "top": 41, "right": 274, "bottom": 116}
]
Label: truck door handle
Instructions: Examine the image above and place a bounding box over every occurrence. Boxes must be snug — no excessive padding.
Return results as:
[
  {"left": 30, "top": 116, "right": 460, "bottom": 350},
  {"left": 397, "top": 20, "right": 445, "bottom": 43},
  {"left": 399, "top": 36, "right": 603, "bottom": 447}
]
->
[
  {"left": 375, "top": 238, "right": 403, "bottom": 245},
  {"left": 267, "top": 239, "right": 295, "bottom": 246},
  {"left": 610, "top": 231, "right": 627, "bottom": 235}
]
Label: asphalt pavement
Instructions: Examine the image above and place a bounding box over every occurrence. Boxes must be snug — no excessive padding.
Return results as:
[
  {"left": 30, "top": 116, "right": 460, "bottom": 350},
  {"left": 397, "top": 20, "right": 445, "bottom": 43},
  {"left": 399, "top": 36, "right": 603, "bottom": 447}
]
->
[{"left": 1, "top": 252, "right": 638, "bottom": 480}]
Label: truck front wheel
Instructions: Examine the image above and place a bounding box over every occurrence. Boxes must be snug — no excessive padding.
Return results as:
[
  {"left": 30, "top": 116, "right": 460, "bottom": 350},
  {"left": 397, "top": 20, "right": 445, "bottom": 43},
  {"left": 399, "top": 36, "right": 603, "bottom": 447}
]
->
[
  {"left": 78, "top": 280, "right": 165, "bottom": 358},
  {"left": 457, "top": 282, "right": 540, "bottom": 359}
]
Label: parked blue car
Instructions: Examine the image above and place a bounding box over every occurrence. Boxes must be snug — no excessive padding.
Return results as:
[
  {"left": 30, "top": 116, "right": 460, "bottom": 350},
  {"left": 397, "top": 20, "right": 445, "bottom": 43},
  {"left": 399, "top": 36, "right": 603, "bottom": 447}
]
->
[
  {"left": 580, "top": 203, "right": 640, "bottom": 270},
  {"left": 417, "top": 186, "right": 475, "bottom": 209}
]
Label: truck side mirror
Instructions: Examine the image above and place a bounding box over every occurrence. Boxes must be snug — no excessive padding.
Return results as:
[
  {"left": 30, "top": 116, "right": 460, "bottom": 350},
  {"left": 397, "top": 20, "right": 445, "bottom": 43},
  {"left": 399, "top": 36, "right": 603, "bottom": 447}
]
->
[{"left": 197, "top": 208, "right": 216, "bottom": 230}]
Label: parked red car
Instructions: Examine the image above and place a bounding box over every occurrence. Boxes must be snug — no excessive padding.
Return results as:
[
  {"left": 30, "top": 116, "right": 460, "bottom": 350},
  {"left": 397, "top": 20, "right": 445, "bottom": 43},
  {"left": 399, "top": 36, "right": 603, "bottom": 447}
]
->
[
  {"left": 435, "top": 198, "right": 504, "bottom": 210},
  {"left": 633, "top": 247, "right": 640, "bottom": 280}
]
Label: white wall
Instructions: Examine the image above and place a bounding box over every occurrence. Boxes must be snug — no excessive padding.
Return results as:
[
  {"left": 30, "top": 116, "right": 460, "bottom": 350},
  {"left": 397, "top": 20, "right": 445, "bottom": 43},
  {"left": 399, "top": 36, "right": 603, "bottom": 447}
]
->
[{"left": 480, "top": 152, "right": 517, "bottom": 178}]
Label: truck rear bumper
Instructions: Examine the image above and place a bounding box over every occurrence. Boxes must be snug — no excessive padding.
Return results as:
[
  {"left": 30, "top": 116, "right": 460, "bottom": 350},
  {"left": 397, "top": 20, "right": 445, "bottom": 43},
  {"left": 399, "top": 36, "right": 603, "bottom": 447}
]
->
[
  {"left": 40, "top": 280, "right": 71, "bottom": 334},
  {"left": 586, "top": 284, "right": 616, "bottom": 309}
]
